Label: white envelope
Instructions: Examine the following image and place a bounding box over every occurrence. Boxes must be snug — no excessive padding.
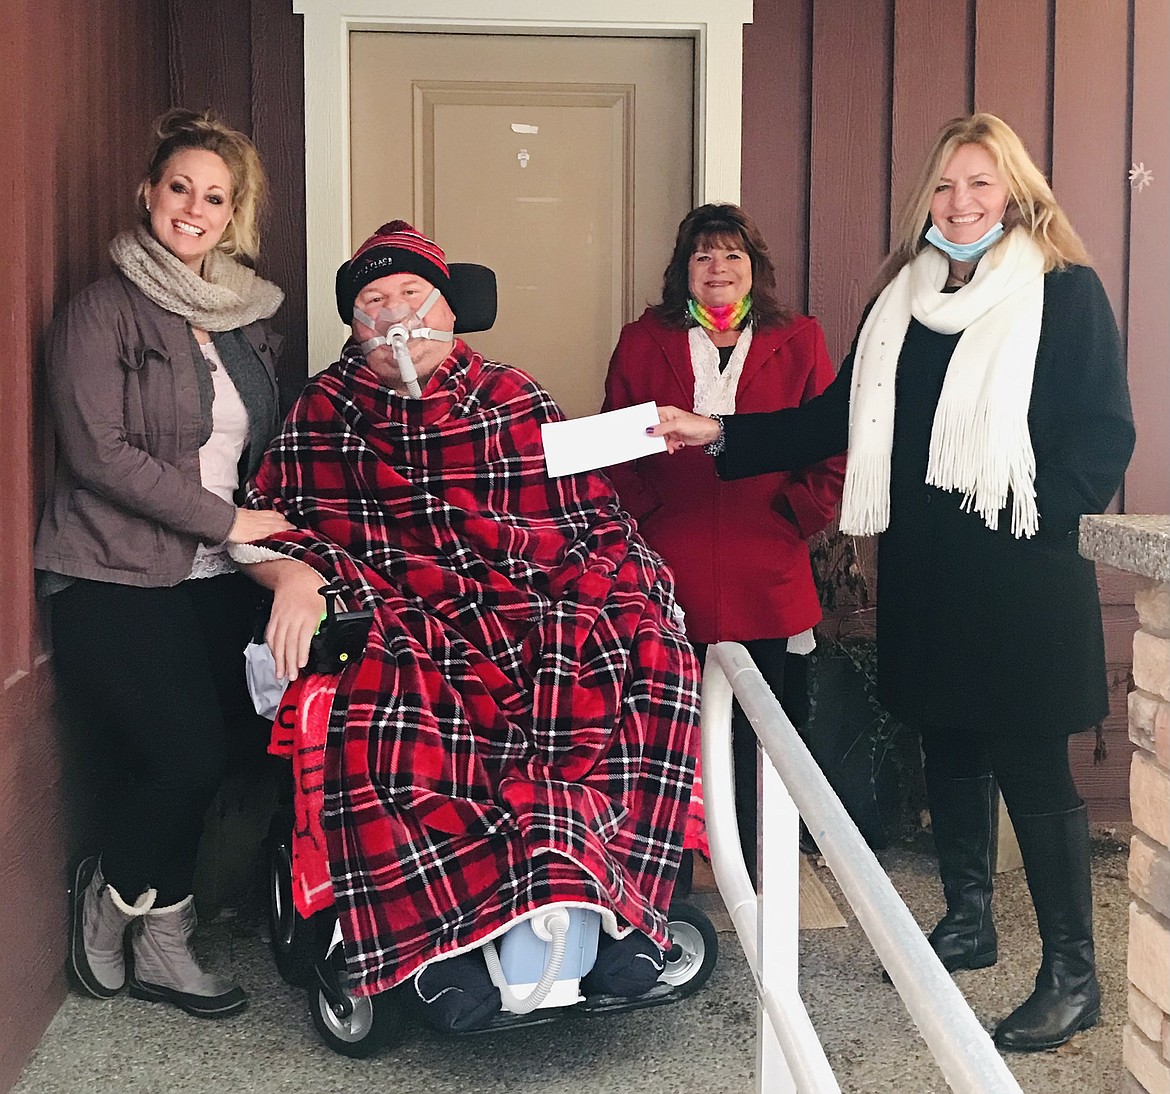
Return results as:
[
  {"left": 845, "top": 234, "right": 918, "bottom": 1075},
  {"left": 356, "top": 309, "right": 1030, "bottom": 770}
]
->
[{"left": 541, "top": 401, "right": 667, "bottom": 478}]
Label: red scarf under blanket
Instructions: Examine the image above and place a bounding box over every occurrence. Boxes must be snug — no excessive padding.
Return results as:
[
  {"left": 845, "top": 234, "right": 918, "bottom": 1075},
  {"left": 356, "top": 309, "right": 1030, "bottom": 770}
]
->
[
  {"left": 249, "top": 342, "right": 702, "bottom": 997},
  {"left": 269, "top": 675, "right": 337, "bottom": 918}
]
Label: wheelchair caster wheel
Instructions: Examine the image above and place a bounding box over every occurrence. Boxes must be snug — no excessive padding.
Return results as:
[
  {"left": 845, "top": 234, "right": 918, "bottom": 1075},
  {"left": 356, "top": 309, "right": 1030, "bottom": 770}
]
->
[
  {"left": 309, "top": 948, "right": 406, "bottom": 1058},
  {"left": 661, "top": 900, "right": 719, "bottom": 999}
]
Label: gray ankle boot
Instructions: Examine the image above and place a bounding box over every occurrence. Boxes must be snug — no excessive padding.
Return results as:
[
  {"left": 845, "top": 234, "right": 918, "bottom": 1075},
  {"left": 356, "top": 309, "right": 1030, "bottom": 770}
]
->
[
  {"left": 69, "top": 856, "right": 156, "bottom": 999},
  {"left": 127, "top": 895, "right": 247, "bottom": 1018}
]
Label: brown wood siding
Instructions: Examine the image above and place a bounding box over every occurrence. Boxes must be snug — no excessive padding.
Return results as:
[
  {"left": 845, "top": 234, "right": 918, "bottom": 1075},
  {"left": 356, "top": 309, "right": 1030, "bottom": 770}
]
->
[
  {"left": 972, "top": 0, "right": 1052, "bottom": 172},
  {"left": 0, "top": 0, "right": 169, "bottom": 1087},
  {"left": 1052, "top": 1, "right": 1131, "bottom": 328},
  {"left": 741, "top": 0, "right": 814, "bottom": 314},
  {"left": 250, "top": 0, "right": 309, "bottom": 404},
  {"left": 807, "top": 0, "right": 892, "bottom": 364},
  {"left": 889, "top": 0, "right": 973, "bottom": 238},
  {"left": 169, "top": 0, "right": 309, "bottom": 397},
  {"left": 169, "top": 0, "right": 254, "bottom": 130},
  {"left": 743, "top": 0, "right": 1160, "bottom": 821},
  {"left": 1127, "top": 0, "right": 1170, "bottom": 514}
]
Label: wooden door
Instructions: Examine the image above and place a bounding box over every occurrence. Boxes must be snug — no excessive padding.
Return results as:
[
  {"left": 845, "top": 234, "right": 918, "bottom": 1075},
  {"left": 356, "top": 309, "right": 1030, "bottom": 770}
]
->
[{"left": 349, "top": 32, "right": 694, "bottom": 418}]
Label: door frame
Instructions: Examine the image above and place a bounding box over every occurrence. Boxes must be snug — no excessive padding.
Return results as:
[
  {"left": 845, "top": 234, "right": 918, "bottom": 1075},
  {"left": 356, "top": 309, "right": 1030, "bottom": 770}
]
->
[{"left": 293, "top": 0, "right": 754, "bottom": 369}]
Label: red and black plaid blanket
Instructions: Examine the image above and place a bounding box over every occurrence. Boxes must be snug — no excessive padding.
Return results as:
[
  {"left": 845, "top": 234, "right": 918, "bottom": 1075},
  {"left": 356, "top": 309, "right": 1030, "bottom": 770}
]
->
[{"left": 248, "top": 342, "right": 701, "bottom": 997}]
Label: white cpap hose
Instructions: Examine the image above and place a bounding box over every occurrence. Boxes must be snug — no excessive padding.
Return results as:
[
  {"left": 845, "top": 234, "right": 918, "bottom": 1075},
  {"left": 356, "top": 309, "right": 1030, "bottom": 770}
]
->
[
  {"left": 388, "top": 330, "right": 422, "bottom": 398},
  {"left": 482, "top": 907, "right": 571, "bottom": 1014}
]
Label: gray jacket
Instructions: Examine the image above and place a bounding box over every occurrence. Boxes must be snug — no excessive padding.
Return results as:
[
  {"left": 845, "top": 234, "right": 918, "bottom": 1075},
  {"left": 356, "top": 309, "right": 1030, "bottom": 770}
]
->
[{"left": 35, "top": 273, "right": 282, "bottom": 588}]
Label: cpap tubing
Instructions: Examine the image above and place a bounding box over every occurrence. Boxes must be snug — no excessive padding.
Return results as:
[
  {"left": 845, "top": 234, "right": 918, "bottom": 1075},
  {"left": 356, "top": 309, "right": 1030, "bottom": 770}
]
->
[
  {"left": 482, "top": 907, "right": 571, "bottom": 1015},
  {"left": 389, "top": 333, "right": 422, "bottom": 398}
]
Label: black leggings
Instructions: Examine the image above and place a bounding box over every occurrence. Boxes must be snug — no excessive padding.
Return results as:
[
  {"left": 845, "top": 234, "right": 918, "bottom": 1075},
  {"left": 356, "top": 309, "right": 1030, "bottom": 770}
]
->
[
  {"left": 918, "top": 724, "right": 1081, "bottom": 816},
  {"left": 50, "top": 572, "right": 264, "bottom": 905}
]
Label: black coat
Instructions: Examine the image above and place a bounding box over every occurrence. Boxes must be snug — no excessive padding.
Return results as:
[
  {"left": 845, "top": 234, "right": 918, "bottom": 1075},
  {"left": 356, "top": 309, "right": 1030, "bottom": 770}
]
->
[{"left": 719, "top": 265, "right": 1134, "bottom": 736}]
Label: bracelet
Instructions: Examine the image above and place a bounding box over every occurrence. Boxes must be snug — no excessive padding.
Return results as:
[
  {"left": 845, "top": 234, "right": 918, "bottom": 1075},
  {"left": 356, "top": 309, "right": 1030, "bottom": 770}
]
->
[{"left": 703, "top": 414, "right": 726, "bottom": 456}]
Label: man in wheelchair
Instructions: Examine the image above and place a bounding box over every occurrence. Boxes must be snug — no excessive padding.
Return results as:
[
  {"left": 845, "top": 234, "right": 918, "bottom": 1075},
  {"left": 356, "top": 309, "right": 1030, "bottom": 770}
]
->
[{"left": 233, "top": 222, "right": 703, "bottom": 1033}]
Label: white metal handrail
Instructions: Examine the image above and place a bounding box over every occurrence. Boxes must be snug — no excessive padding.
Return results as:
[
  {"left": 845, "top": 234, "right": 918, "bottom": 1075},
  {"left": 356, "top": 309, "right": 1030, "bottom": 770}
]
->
[{"left": 701, "top": 641, "right": 1023, "bottom": 1094}]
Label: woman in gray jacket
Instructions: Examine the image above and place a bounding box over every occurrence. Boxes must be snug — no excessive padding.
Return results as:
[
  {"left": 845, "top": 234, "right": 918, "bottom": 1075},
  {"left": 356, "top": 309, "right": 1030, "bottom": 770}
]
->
[{"left": 35, "top": 109, "right": 291, "bottom": 1018}]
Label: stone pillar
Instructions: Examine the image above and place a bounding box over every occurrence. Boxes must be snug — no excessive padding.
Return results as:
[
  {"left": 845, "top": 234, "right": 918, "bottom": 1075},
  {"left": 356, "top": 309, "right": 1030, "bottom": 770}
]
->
[{"left": 1080, "top": 515, "right": 1170, "bottom": 1094}]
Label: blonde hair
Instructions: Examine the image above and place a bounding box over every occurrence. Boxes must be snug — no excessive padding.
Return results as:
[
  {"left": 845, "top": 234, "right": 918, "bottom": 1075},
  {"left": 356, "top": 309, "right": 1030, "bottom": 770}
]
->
[
  {"left": 138, "top": 108, "right": 268, "bottom": 260},
  {"left": 873, "top": 112, "right": 1089, "bottom": 296}
]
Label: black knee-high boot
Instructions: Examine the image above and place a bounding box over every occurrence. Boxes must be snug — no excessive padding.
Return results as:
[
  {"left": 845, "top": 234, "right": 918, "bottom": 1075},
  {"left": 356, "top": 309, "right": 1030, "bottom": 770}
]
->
[
  {"left": 993, "top": 804, "right": 1100, "bottom": 1052},
  {"left": 925, "top": 773, "right": 999, "bottom": 971}
]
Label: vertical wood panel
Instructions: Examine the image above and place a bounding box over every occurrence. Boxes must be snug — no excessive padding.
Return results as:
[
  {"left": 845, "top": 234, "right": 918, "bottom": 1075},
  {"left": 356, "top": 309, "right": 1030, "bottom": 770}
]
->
[
  {"left": 0, "top": 671, "right": 62, "bottom": 1090},
  {"left": 1125, "top": 0, "right": 1170, "bottom": 514},
  {"left": 973, "top": 0, "right": 1053, "bottom": 172},
  {"left": 168, "top": 0, "right": 308, "bottom": 400},
  {"left": 809, "top": 0, "right": 893, "bottom": 362},
  {"left": 251, "top": 0, "right": 309, "bottom": 399},
  {"left": 741, "top": 0, "right": 813, "bottom": 314},
  {"left": 1051, "top": 0, "right": 1130, "bottom": 326},
  {"left": 0, "top": 0, "right": 169, "bottom": 1084},
  {"left": 168, "top": 0, "right": 253, "bottom": 128},
  {"left": 889, "top": 0, "right": 973, "bottom": 236},
  {"left": 101, "top": 0, "right": 121, "bottom": 260},
  {"left": 0, "top": 6, "right": 35, "bottom": 689}
]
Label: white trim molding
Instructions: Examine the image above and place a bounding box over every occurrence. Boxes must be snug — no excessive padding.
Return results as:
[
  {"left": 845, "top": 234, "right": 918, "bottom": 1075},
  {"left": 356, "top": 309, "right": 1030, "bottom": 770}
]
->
[{"left": 294, "top": 0, "right": 754, "bottom": 370}]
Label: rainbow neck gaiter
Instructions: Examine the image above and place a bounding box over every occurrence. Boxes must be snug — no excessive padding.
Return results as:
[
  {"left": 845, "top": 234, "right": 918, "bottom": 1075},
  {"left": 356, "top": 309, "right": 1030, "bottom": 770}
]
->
[{"left": 687, "top": 293, "right": 752, "bottom": 333}]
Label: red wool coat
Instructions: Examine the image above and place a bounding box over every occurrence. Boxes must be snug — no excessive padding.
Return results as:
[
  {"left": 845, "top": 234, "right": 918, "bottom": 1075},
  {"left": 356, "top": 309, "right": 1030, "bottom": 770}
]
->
[{"left": 602, "top": 309, "right": 846, "bottom": 643}]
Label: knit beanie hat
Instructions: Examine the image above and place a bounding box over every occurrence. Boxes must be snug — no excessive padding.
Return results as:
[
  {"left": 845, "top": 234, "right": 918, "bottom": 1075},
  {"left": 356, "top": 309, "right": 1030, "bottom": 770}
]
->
[{"left": 335, "top": 220, "right": 452, "bottom": 322}]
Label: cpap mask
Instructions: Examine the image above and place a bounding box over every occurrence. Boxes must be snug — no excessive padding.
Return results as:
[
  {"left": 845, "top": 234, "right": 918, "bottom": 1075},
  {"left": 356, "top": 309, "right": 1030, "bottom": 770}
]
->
[{"left": 353, "top": 286, "right": 454, "bottom": 397}]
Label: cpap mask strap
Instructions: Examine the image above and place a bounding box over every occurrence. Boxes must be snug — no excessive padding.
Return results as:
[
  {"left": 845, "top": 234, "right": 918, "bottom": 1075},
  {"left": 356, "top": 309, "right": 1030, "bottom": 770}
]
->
[{"left": 410, "top": 287, "right": 455, "bottom": 343}]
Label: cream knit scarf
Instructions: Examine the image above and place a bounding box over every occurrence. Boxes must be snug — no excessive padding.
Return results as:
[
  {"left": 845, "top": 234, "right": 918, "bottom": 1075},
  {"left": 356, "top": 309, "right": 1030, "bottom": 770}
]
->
[
  {"left": 109, "top": 224, "right": 283, "bottom": 332},
  {"left": 690, "top": 323, "right": 754, "bottom": 415},
  {"left": 840, "top": 230, "right": 1046, "bottom": 539}
]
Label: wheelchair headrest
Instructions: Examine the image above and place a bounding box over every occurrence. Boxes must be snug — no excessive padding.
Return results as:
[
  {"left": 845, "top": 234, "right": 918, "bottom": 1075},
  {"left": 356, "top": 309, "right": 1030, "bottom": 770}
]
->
[{"left": 448, "top": 263, "right": 497, "bottom": 335}]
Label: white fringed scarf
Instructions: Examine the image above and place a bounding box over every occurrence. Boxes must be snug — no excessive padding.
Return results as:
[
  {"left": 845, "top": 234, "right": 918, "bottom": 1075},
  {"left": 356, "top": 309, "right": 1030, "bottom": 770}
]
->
[
  {"left": 690, "top": 323, "right": 753, "bottom": 415},
  {"left": 110, "top": 225, "right": 283, "bottom": 332},
  {"left": 839, "top": 230, "right": 1046, "bottom": 539}
]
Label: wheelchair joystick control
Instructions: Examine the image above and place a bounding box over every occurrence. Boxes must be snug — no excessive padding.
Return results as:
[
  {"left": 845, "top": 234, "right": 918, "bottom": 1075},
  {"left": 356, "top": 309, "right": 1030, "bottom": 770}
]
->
[{"left": 306, "top": 586, "right": 374, "bottom": 676}]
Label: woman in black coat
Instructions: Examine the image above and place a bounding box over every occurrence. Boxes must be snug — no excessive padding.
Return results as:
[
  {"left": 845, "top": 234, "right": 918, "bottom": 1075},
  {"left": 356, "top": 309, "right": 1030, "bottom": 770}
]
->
[{"left": 651, "top": 113, "right": 1134, "bottom": 1052}]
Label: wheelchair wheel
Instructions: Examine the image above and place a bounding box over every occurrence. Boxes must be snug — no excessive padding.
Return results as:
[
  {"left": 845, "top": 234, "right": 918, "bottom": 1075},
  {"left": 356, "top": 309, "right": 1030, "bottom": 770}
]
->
[
  {"left": 660, "top": 900, "right": 719, "bottom": 999},
  {"left": 309, "top": 951, "right": 406, "bottom": 1058},
  {"left": 266, "top": 814, "right": 316, "bottom": 987}
]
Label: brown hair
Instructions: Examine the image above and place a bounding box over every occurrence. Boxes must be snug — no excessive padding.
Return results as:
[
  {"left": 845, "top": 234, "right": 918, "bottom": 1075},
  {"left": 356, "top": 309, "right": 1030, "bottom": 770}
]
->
[
  {"left": 652, "top": 203, "right": 792, "bottom": 330},
  {"left": 138, "top": 108, "right": 268, "bottom": 260},
  {"left": 873, "top": 112, "right": 1089, "bottom": 296}
]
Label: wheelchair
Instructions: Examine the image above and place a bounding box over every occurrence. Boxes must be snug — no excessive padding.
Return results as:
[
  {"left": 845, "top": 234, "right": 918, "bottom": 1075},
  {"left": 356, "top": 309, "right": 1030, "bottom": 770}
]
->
[
  {"left": 265, "top": 800, "right": 718, "bottom": 1057},
  {"left": 257, "top": 259, "right": 717, "bottom": 1057}
]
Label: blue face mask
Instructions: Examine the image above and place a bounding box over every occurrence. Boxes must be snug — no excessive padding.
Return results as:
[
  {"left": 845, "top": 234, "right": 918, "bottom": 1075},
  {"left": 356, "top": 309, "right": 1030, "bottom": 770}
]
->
[{"left": 925, "top": 220, "right": 1004, "bottom": 263}]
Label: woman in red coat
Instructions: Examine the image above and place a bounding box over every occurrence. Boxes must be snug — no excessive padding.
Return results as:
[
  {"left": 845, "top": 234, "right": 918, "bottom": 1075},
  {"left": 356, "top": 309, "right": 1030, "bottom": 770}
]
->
[{"left": 603, "top": 204, "right": 845, "bottom": 878}]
